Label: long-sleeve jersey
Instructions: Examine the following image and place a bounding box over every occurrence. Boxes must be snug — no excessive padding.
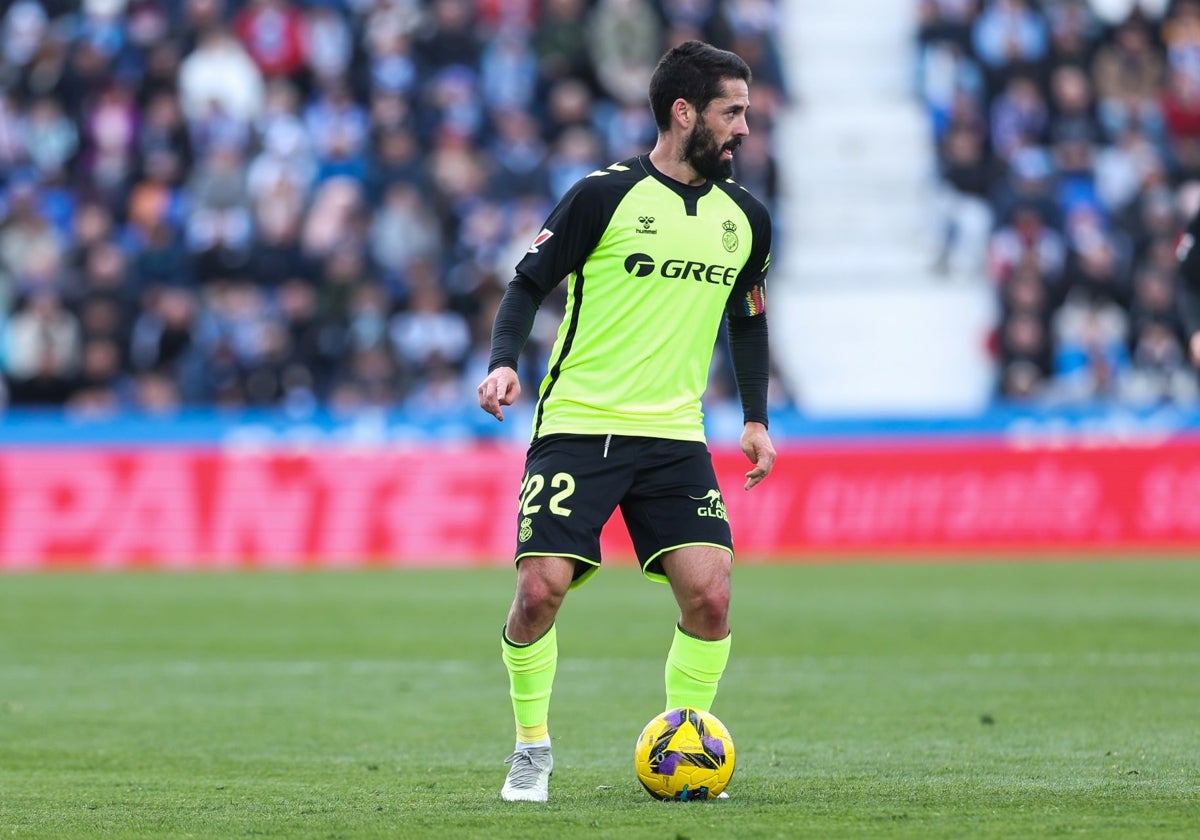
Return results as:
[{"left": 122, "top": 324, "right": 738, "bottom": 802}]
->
[{"left": 488, "top": 154, "right": 772, "bottom": 443}]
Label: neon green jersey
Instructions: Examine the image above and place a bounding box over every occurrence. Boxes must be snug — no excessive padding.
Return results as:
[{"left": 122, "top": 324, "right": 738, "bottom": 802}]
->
[{"left": 515, "top": 155, "right": 771, "bottom": 443}]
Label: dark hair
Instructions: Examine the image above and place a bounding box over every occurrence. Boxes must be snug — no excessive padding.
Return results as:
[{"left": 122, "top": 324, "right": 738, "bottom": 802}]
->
[{"left": 648, "top": 40, "right": 752, "bottom": 132}]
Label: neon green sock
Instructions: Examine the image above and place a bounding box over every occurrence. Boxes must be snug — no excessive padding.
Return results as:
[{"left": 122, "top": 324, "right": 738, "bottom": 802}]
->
[
  {"left": 501, "top": 624, "right": 557, "bottom": 744},
  {"left": 664, "top": 624, "right": 731, "bottom": 712}
]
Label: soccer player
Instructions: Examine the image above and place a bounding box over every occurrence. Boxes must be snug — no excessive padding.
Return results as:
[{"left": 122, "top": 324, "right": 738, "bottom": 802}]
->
[{"left": 476, "top": 40, "right": 775, "bottom": 802}]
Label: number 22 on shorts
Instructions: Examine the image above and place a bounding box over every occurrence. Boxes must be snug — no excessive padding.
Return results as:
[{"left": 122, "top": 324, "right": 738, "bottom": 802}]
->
[{"left": 519, "top": 472, "right": 576, "bottom": 517}]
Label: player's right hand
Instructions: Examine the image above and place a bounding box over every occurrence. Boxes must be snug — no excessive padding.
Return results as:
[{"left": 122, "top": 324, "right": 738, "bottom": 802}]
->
[{"left": 477, "top": 366, "right": 521, "bottom": 422}]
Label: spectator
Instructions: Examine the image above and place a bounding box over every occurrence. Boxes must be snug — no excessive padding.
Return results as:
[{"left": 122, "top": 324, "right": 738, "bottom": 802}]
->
[
  {"left": 990, "top": 73, "right": 1050, "bottom": 161},
  {"left": 369, "top": 181, "right": 443, "bottom": 278},
  {"left": 1046, "top": 0, "right": 1100, "bottom": 71},
  {"left": 1053, "top": 298, "right": 1131, "bottom": 402},
  {"left": 480, "top": 27, "right": 540, "bottom": 114},
  {"left": 178, "top": 26, "right": 265, "bottom": 130},
  {"left": 1161, "top": 64, "right": 1200, "bottom": 176},
  {"left": 935, "top": 119, "right": 997, "bottom": 276},
  {"left": 1092, "top": 15, "right": 1166, "bottom": 140},
  {"left": 533, "top": 0, "right": 593, "bottom": 87},
  {"left": 304, "top": 2, "right": 353, "bottom": 88},
  {"left": 415, "top": 0, "right": 483, "bottom": 73},
  {"left": 234, "top": 0, "right": 308, "bottom": 81},
  {"left": 24, "top": 97, "right": 77, "bottom": 179},
  {"left": 988, "top": 202, "right": 1068, "bottom": 286},
  {"left": 588, "top": 0, "right": 664, "bottom": 106},
  {"left": 389, "top": 283, "right": 471, "bottom": 376},
  {"left": 971, "top": 0, "right": 1049, "bottom": 78},
  {"left": 4, "top": 290, "right": 82, "bottom": 404}
]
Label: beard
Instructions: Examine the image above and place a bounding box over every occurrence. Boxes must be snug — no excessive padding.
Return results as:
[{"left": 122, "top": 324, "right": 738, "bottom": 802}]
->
[{"left": 683, "top": 115, "right": 739, "bottom": 181}]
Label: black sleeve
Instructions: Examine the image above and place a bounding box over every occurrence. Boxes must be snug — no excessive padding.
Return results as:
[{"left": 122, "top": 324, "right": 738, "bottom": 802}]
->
[
  {"left": 487, "top": 275, "right": 549, "bottom": 373},
  {"left": 726, "top": 312, "right": 770, "bottom": 427},
  {"left": 514, "top": 176, "right": 610, "bottom": 292},
  {"left": 723, "top": 192, "right": 772, "bottom": 426},
  {"left": 1178, "top": 209, "right": 1200, "bottom": 338},
  {"left": 488, "top": 174, "right": 619, "bottom": 372}
]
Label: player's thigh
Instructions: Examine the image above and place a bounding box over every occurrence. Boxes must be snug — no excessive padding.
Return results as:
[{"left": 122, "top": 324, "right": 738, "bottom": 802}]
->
[
  {"left": 514, "top": 434, "right": 634, "bottom": 582},
  {"left": 659, "top": 544, "right": 732, "bottom": 607},
  {"left": 513, "top": 554, "right": 578, "bottom": 604},
  {"left": 620, "top": 439, "right": 733, "bottom": 583}
]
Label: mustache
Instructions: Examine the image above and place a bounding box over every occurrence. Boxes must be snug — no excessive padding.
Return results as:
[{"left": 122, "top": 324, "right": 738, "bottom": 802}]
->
[{"left": 723, "top": 138, "right": 742, "bottom": 152}]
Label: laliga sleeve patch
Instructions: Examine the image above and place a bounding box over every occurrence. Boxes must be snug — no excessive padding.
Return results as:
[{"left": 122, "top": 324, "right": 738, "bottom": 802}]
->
[{"left": 527, "top": 228, "right": 554, "bottom": 254}]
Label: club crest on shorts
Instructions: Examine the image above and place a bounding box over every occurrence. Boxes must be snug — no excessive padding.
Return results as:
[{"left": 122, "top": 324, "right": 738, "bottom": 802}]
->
[
  {"left": 519, "top": 516, "right": 534, "bottom": 542},
  {"left": 689, "top": 489, "right": 727, "bottom": 522}
]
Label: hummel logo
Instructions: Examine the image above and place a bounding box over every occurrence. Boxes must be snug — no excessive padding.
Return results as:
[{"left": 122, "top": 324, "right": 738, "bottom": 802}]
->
[{"left": 636, "top": 215, "right": 657, "bottom": 235}]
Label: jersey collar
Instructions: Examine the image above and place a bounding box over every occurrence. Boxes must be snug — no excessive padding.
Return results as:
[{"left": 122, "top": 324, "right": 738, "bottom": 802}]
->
[{"left": 638, "top": 154, "right": 716, "bottom": 201}]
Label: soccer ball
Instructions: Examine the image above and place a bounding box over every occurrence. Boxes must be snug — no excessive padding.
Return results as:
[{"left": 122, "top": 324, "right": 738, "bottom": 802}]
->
[{"left": 633, "top": 707, "right": 735, "bottom": 800}]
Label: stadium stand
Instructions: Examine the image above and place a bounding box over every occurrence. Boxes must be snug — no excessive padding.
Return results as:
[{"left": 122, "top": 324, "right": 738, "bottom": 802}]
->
[
  {"left": 0, "top": 0, "right": 788, "bottom": 416},
  {"left": 918, "top": 0, "right": 1200, "bottom": 407}
]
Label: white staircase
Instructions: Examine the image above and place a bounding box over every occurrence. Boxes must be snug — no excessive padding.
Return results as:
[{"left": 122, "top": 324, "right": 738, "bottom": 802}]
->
[{"left": 771, "top": 0, "right": 997, "bottom": 416}]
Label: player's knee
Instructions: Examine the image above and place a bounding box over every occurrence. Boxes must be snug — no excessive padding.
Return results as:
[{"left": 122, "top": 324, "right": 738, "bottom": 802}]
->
[
  {"left": 514, "top": 573, "right": 568, "bottom": 618},
  {"left": 681, "top": 586, "right": 730, "bottom": 633}
]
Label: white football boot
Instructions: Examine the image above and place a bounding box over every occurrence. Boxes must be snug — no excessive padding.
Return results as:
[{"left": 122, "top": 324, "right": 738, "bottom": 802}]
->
[{"left": 500, "top": 747, "right": 553, "bottom": 802}]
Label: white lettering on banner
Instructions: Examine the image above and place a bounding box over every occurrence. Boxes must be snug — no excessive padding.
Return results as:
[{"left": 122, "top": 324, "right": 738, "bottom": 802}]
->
[
  {"left": 2, "top": 442, "right": 1200, "bottom": 568},
  {"left": 1139, "top": 466, "right": 1200, "bottom": 534},
  {"left": 717, "top": 478, "right": 795, "bottom": 554},
  {"left": 802, "top": 463, "right": 1104, "bottom": 543}
]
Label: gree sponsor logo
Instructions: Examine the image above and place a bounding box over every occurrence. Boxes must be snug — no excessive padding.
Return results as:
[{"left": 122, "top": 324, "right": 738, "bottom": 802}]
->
[
  {"left": 624, "top": 253, "right": 656, "bottom": 277},
  {"left": 622, "top": 253, "right": 738, "bottom": 285}
]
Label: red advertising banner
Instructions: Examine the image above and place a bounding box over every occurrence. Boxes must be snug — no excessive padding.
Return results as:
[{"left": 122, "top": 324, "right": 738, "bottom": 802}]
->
[{"left": 1, "top": 439, "right": 1199, "bottom": 570}]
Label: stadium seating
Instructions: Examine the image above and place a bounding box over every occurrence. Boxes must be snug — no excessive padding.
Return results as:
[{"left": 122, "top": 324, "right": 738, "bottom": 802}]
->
[
  {"left": 0, "top": 0, "right": 786, "bottom": 416},
  {"left": 918, "top": 0, "right": 1200, "bottom": 408}
]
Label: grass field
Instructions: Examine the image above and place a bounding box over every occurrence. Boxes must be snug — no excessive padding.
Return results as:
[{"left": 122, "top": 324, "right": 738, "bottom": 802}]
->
[{"left": 0, "top": 560, "right": 1197, "bottom": 839}]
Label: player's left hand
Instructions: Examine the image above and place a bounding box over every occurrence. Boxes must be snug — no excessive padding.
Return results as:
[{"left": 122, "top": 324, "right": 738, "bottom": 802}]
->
[
  {"left": 740, "top": 421, "right": 775, "bottom": 490},
  {"left": 477, "top": 366, "right": 521, "bottom": 421}
]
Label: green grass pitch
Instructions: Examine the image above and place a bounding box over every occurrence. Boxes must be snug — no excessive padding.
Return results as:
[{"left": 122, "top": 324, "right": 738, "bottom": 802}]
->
[{"left": 1, "top": 560, "right": 1197, "bottom": 839}]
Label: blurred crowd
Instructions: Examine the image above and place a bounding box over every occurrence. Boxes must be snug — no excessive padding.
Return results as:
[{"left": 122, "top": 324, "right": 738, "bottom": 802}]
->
[
  {"left": 919, "top": 0, "right": 1200, "bottom": 407},
  {"left": 0, "top": 0, "right": 786, "bottom": 416}
]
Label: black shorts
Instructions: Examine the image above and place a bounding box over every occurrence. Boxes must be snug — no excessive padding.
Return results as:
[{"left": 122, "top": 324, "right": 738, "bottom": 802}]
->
[{"left": 513, "top": 434, "right": 734, "bottom": 587}]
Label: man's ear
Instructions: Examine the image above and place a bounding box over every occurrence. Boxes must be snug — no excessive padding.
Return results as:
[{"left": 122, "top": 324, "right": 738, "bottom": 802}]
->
[{"left": 672, "top": 98, "right": 691, "bottom": 130}]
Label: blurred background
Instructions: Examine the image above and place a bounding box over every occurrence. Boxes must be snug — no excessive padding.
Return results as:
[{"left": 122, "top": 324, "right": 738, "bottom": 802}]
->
[{"left": 1, "top": 0, "right": 1199, "bottom": 568}]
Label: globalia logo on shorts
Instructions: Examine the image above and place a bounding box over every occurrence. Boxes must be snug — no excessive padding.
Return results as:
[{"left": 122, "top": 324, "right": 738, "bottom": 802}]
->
[{"left": 689, "top": 490, "right": 728, "bottom": 522}]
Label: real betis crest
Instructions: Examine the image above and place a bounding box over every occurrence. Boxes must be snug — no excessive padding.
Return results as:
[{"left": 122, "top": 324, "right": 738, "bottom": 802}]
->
[{"left": 721, "top": 220, "right": 738, "bottom": 252}]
